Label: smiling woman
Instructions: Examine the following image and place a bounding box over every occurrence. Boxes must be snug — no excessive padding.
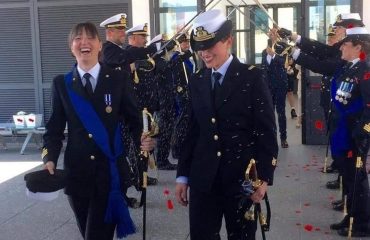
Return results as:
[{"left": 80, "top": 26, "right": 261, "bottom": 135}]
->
[{"left": 39, "top": 21, "right": 156, "bottom": 240}]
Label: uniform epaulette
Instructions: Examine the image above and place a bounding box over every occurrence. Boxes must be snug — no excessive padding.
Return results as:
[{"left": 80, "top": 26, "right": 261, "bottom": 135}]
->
[{"left": 248, "top": 65, "right": 256, "bottom": 70}]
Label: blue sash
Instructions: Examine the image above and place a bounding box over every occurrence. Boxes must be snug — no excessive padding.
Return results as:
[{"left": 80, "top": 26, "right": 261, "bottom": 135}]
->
[
  {"left": 64, "top": 71, "right": 135, "bottom": 238},
  {"left": 330, "top": 68, "right": 363, "bottom": 157}
]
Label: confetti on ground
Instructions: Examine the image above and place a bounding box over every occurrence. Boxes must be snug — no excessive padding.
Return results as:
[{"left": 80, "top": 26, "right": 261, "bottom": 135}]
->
[
  {"left": 304, "top": 224, "right": 313, "bottom": 231},
  {"left": 304, "top": 203, "right": 310, "bottom": 207}
]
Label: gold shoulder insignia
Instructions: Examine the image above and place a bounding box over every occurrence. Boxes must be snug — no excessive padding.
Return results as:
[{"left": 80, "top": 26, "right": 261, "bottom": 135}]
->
[
  {"left": 272, "top": 158, "right": 277, "bottom": 166},
  {"left": 363, "top": 123, "right": 370, "bottom": 133},
  {"left": 41, "top": 148, "right": 48, "bottom": 159},
  {"left": 248, "top": 65, "right": 256, "bottom": 70}
]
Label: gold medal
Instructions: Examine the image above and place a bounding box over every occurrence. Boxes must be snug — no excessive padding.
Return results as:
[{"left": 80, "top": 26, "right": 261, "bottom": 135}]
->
[{"left": 106, "top": 106, "right": 112, "bottom": 113}]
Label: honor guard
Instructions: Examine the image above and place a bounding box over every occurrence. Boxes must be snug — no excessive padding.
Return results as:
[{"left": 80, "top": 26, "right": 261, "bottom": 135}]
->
[
  {"left": 276, "top": 13, "right": 366, "bottom": 214},
  {"left": 277, "top": 13, "right": 364, "bottom": 76},
  {"left": 175, "top": 9, "right": 278, "bottom": 240},
  {"left": 126, "top": 23, "right": 159, "bottom": 186},
  {"left": 327, "top": 27, "right": 370, "bottom": 237},
  {"left": 149, "top": 33, "right": 178, "bottom": 170},
  {"left": 170, "top": 32, "right": 194, "bottom": 159},
  {"left": 126, "top": 23, "right": 158, "bottom": 114},
  {"left": 100, "top": 13, "right": 157, "bottom": 72},
  {"left": 261, "top": 31, "right": 289, "bottom": 148}
]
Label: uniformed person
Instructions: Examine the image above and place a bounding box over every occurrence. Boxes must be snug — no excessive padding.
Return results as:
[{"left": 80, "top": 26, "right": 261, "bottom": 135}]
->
[
  {"left": 276, "top": 13, "right": 365, "bottom": 210},
  {"left": 175, "top": 10, "right": 278, "bottom": 240},
  {"left": 320, "top": 25, "right": 339, "bottom": 124},
  {"left": 170, "top": 32, "right": 194, "bottom": 159},
  {"left": 320, "top": 26, "right": 341, "bottom": 176},
  {"left": 277, "top": 13, "right": 364, "bottom": 76},
  {"left": 149, "top": 34, "right": 178, "bottom": 170},
  {"left": 42, "top": 22, "right": 155, "bottom": 240},
  {"left": 126, "top": 23, "right": 159, "bottom": 185},
  {"left": 326, "top": 26, "right": 370, "bottom": 237},
  {"left": 261, "top": 33, "right": 289, "bottom": 148},
  {"left": 99, "top": 13, "right": 156, "bottom": 71}
]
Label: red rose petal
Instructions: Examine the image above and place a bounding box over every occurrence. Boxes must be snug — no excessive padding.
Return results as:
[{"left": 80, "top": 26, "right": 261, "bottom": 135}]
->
[
  {"left": 304, "top": 203, "right": 310, "bottom": 207},
  {"left": 163, "top": 189, "right": 170, "bottom": 195},
  {"left": 304, "top": 224, "right": 313, "bottom": 231},
  {"left": 167, "top": 199, "right": 174, "bottom": 210}
]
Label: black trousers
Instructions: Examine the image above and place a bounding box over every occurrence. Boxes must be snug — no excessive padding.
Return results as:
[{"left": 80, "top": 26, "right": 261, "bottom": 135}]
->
[
  {"left": 343, "top": 151, "right": 370, "bottom": 228},
  {"left": 189, "top": 186, "right": 257, "bottom": 240},
  {"left": 68, "top": 192, "right": 115, "bottom": 240},
  {"left": 271, "top": 87, "right": 287, "bottom": 141}
]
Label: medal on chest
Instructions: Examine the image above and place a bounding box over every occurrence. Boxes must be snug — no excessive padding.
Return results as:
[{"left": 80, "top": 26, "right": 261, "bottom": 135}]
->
[
  {"left": 104, "top": 94, "right": 112, "bottom": 113},
  {"left": 335, "top": 77, "right": 355, "bottom": 105}
]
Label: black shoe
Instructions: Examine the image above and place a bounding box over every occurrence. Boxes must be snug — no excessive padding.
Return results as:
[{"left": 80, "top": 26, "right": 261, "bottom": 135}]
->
[
  {"left": 326, "top": 180, "right": 340, "bottom": 189},
  {"left": 281, "top": 140, "right": 289, "bottom": 148},
  {"left": 158, "top": 163, "right": 177, "bottom": 170},
  {"left": 337, "top": 227, "right": 369, "bottom": 237},
  {"left": 147, "top": 177, "right": 158, "bottom": 186},
  {"left": 330, "top": 216, "right": 349, "bottom": 230},
  {"left": 331, "top": 199, "right": 343, "bottom": 206},
  {"left": 322, "top": 166, "right": 338, "bottom": 174},
  {"left": 291, "top": 109, "right": 297, "bottom": 118},
  {"left": 126, "top": 197, "right": 141, "bottom": 209}
]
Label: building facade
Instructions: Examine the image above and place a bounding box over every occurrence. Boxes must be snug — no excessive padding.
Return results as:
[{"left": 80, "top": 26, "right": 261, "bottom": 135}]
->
[{"left": 0, "top": 0, "right": 368, "bottom": 144}]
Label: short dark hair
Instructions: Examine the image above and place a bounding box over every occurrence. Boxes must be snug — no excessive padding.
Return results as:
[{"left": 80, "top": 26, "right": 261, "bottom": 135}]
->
[{"left": 68, "top": 22, "right": 101, "bottom": 46}]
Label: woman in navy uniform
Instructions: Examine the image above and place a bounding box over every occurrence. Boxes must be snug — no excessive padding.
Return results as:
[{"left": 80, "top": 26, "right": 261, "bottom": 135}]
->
[
  {"left": 326, "top": 27, "right": 370, "bottom": 237},
  {"left": 276, "top": 14, "right": 365, "bottom": 210},
  {"left": 175, "top": 10, "right": 278, "bottom": 240},
  {"left": 42, "top": 22, "right": 155, "bottom": 240}
]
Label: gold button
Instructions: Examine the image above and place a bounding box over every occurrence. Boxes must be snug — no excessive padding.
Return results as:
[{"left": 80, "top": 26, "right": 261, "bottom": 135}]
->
[
  {"left": 211, "top": 118, "right": 216, "bottom": 123},
  {"left": 214, "top": 135, "right": 219, "bottom": 141},
  {"left": 88, "top": 134, "right": 93, "bottom": 138},
  {"left": 90, "top": 155, "right": 95, "bottom": 160},
  {"left": 217, "top": 151, "right": 222, "bottom": 157}
]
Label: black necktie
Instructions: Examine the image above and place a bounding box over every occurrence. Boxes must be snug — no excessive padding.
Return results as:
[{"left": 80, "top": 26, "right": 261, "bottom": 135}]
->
[
  {"left": 83, "top": 73, "right": 93, "bottom": 96},
  {"left": 212, "top": 71, "right": 222, "bottom": 104}
]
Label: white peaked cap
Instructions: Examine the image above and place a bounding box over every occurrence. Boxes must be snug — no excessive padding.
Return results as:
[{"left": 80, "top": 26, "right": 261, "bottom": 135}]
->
[
  {"left": 148, "top": 33, "right": 164, "bottom": 45},
  {"left": 126, "top": 23, "right": 149, "bottom": 36},
  {"left": 99, "top": 13, "right": 127, "bottom": 28},
  {"left": 192, "top": 9, "right": 227, "bottom": 35},
  {"left": 346, "top": 27, "right": 369, "bottom": 35},
  {"left": 341, "top": 13, "right": 361, "bottom": 21}
]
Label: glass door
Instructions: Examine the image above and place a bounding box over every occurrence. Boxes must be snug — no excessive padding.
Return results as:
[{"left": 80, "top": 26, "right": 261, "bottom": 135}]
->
[
  {"left": 227, "top": 3, "right": 299, "bottom": 65},
  {"left": 302, "top": 0, "right": 351, "bottom": 144}
]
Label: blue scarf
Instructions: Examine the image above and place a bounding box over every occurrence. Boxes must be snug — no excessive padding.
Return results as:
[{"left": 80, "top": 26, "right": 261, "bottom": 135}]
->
[
  {"left": 64, "top": 71, "right": 135, "bottom": 238},
  {"left": 330, "top": 67, "right": 363, "bottom": 157}
]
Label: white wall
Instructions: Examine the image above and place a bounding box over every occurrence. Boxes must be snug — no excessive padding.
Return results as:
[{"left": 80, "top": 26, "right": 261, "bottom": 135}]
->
[
  {"left": 131, "top": 0, "right": 151, "bottom": 30},
  {"left": 363, "top": 0, "right": 370, "bottom": 31}
]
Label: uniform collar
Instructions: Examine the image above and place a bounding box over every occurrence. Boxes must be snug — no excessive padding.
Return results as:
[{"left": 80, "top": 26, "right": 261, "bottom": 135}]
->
[
  {"left": 349, "top": 58, "right": 360, "bottom": 68},
  {"left": 212, "top": 54, "right": 233, "bottom": 76},
  {"left": 77, "top": 62, "right": 101, "bottom": 80},
  {"left": 107, "top": 40, "right": 123, "bottom": 49}
]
